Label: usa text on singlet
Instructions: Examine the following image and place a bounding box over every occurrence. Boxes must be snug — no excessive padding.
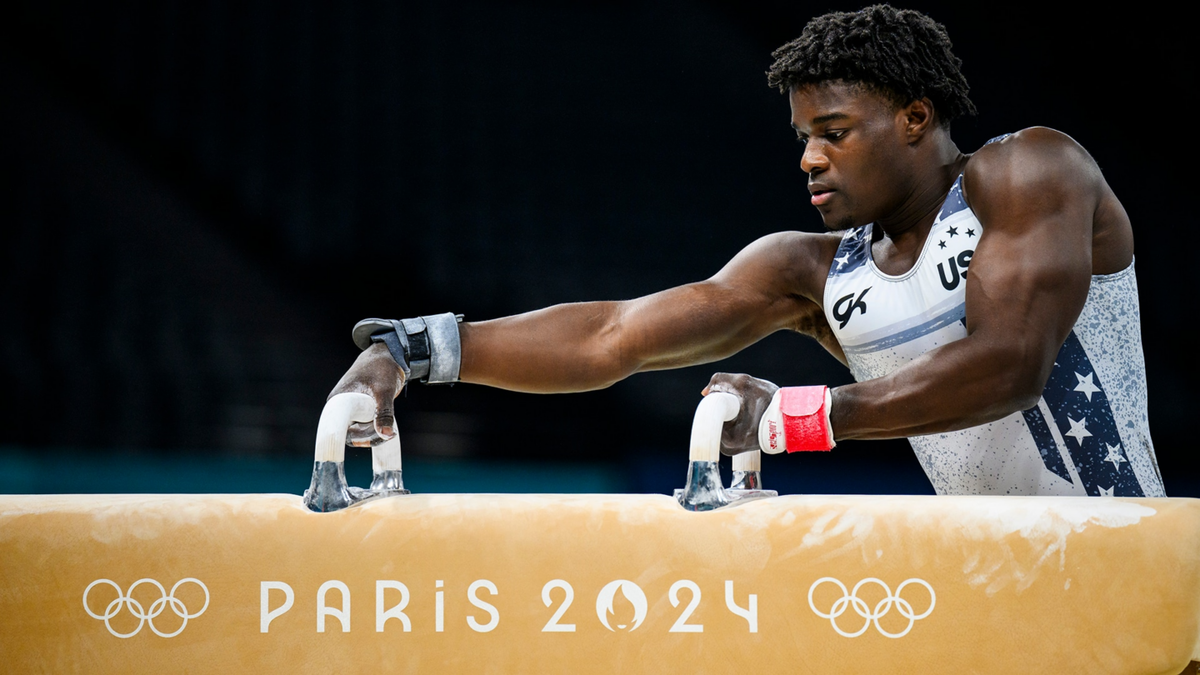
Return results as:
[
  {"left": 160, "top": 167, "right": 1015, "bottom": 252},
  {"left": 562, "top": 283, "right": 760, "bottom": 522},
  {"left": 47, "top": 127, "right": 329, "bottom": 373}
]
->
[{"left": 822, "top": 143, "right": 1164, "bottom": 497}]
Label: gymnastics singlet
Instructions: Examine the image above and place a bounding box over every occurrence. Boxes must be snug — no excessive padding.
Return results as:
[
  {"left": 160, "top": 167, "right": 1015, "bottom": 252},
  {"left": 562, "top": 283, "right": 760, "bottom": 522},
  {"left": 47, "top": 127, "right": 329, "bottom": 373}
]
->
[{"left": 823, "top": 171, "right": 1165, "bottom": 497}]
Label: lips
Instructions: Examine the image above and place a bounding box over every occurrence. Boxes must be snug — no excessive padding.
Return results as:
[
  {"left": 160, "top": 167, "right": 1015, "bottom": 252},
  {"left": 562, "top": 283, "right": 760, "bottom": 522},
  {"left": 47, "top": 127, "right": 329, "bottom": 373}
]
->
[{"left": 809, "top": 187, "right": 835, "bottom": 206}]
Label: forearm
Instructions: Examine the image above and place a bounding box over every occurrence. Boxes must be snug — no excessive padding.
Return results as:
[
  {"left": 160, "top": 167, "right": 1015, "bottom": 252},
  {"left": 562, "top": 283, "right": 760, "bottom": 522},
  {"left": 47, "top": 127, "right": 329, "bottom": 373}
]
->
[
  {"left": 459, "top": 282, "right": 794, "bottom": 393},
  {"left": 458, "top": 301, "right": 630, "bottom": 393},
  {"left": 828, "top": 335, "right": 1047, "bottom": 441}
]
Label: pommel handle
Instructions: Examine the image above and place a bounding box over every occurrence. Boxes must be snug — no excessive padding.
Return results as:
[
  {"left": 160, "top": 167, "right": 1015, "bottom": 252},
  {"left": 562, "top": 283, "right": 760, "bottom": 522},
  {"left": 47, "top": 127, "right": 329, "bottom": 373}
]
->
[
  {"left": 314, "top": 393, "right": 376, "bottom": 463},
  {"left": 676, "top": 393, "right": 776, "bottom": 510},
  {"left": 689, "top": 392, "right": 740, "bottom": 462},
  {"left": 372, "top": 436, "right": 403, "bottom": 474},
  {"left": 732, "top": 449, "right": 761, "bottom": 472},
  {"left": 305, "top": 392, "right": 409, "bottom": 512}
]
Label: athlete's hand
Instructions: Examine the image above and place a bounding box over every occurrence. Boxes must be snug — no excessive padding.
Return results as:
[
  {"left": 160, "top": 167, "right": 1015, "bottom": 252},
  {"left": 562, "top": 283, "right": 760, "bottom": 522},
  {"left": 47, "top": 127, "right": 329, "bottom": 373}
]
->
[
  {"left": 701, "top": 372, "right": 779, "bottom": 457},
  {"left": 328, "top": 342, "right": 407, "bottom": 447}
]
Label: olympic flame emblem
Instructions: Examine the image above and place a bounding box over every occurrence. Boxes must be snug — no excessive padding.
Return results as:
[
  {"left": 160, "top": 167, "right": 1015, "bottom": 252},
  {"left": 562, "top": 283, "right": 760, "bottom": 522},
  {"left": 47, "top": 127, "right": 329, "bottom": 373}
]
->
[{"left": 594, "top": 580, "right": 648, "bottom": 632}]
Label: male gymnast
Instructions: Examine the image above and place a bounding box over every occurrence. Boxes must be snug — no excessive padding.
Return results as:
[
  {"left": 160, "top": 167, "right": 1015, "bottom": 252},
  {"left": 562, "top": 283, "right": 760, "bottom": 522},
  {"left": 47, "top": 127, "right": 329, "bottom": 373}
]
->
[{"left": 329, "top": 4, "right": 1163, "bottom": 497}]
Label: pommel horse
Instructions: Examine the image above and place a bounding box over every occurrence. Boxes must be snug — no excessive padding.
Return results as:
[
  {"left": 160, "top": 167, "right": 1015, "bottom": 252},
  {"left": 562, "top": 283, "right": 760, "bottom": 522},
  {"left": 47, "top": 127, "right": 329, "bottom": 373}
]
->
[{"left": 2, "top": 393, "right": 1198, "bottom": 674}]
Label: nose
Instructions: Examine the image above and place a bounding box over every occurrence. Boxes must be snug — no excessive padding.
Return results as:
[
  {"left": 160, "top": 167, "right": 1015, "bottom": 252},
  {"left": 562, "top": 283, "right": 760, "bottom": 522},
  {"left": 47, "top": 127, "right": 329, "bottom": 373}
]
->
[{"left": 800, "top": 140, "right": 828, "bottom": 175}]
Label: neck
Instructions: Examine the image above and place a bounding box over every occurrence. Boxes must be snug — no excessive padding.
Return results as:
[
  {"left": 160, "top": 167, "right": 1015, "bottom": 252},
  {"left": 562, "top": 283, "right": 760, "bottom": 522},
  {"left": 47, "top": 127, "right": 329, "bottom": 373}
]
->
[{"left": 875, "top": 133, "right": 967, "bottom": 245}]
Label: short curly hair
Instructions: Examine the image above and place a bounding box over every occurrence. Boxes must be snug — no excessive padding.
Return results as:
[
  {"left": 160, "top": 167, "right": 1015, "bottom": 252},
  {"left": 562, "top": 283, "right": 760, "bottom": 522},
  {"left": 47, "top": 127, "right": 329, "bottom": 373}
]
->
[{"left": 767, "top": 5, "right": 977, "bottom": 124}]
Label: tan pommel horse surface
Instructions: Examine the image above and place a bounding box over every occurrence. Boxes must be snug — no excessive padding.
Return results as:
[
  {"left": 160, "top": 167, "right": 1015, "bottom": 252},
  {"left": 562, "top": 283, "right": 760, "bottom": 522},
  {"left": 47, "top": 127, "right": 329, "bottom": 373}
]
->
[
  {"left": 2, "top": 493, "right": 1199, "bottom": 674},
  {"left": 2, "top": 393, "right": 1198, "bottom": 674}
]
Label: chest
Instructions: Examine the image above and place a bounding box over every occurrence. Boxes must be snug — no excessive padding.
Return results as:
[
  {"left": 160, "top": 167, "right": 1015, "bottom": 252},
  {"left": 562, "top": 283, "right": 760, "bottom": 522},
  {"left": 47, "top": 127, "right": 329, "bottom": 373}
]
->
[{"left": 823, "top": 207, "right": 982, "bottom": 348}]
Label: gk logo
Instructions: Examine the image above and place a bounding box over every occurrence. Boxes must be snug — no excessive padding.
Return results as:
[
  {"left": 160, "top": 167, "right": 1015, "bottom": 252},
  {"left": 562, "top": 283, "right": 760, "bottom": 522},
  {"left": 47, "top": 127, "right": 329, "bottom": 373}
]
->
[{"left": 832, "top": 287, "right": 871, "bottom": 329}]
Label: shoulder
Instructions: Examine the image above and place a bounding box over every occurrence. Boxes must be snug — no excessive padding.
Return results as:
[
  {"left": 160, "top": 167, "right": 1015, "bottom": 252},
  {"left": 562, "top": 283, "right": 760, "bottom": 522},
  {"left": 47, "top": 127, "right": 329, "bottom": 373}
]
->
[
  {"left": 714, "top": 230, "right": 842, "bottom": 304},
  {"left": 748, "top": 230, "right": 842, "bottom": 262},
  {"left": 752, "top": 230, "right": 842, "bottom": 281},
  {"left": 724, "top": 230, "right": 841, "bottom": 267},
  {"left": 963, "top": 127, "right": 1104, "bottom": 219}
]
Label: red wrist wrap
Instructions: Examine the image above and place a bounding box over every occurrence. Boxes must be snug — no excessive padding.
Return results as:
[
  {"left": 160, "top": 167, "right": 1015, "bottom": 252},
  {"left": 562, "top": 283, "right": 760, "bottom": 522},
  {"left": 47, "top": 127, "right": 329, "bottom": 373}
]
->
[{"left": 780, "top": 386, "right": 833, "bottom": 452}]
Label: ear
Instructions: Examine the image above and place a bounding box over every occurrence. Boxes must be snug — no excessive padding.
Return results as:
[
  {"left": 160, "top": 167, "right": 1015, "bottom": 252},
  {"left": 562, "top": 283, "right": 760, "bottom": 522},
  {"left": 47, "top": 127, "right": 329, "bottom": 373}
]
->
[{"left": 901, "top": 97, "right": 937, "bottom": 143}]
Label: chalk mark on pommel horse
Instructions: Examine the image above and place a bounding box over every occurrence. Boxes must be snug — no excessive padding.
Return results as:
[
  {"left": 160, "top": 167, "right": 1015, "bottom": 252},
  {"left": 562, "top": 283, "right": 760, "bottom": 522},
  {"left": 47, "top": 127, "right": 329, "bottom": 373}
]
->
[{"left": 304, "top": 391, "right": 777, "bottom": 513}]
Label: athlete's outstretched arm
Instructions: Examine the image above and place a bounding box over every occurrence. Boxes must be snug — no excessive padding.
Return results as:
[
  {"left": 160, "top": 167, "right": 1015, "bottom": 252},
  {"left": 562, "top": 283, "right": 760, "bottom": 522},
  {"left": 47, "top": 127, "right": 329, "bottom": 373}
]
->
[
  {"left": 330, "top": 231, "right": 838, "bottom": 442},
  {"left": 458, "top": 232, "right": 839, "bottom": 392},
  {"left": 829, "top": 128, "right": 1122, "bottom": 440}
]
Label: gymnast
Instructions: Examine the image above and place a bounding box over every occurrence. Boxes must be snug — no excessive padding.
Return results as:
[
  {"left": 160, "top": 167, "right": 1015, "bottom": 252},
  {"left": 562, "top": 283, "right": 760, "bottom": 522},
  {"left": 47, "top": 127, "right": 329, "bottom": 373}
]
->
[{"left": 329, "top": 4, "right": 1163, "bottom": 498}]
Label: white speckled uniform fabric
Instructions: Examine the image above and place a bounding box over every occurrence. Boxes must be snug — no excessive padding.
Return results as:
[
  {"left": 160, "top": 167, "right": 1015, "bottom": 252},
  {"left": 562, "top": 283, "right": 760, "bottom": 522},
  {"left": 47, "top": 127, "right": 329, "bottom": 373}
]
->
[{"left": 823, "top": 171, "right": 1164, "bottom": 497}]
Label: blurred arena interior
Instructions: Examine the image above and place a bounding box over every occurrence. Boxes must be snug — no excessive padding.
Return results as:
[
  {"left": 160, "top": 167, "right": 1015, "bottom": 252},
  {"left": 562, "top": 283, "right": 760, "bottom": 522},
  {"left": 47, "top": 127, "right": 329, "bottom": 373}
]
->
[{"left": 1, "top": 0, "right": 1196, "bottom": 497}]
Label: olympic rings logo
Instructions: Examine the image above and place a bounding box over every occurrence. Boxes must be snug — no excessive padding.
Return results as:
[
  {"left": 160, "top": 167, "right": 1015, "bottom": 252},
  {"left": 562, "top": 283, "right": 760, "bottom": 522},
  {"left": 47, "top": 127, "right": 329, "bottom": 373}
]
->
[
  {"left": 807, "top": 577, "right": 935, "bottom": 638},
  {"left": 83, "top": 578, "right": 210, "bottom": 638}
]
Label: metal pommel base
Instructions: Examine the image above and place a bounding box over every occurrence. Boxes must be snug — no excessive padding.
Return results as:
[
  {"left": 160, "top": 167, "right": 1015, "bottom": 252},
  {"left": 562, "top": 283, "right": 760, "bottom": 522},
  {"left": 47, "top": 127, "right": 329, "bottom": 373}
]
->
[
  {"left": 674, "top": 461, "right": 775, "bottom": 511},
  {"left": 675, "top": 461, "right": 729, "bottom": 511},
  {"left": 730, "top": 469, "right": 762, "bottom": 490},
  {"left": 303, "top": 461, "right": 409, "bottom": 513},
  {"left": 729, "top": 469, "right": 778, "bottom": 501},
  {"left": 370, "top": 469, "right": 409, "bottom": 494}
]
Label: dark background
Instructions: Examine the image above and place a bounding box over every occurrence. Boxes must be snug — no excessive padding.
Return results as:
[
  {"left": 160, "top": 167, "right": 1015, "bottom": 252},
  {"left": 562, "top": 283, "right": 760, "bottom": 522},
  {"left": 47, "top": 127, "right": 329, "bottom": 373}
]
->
[{"left": 1, "top": 1, "right": 1195, "bottom": 496}]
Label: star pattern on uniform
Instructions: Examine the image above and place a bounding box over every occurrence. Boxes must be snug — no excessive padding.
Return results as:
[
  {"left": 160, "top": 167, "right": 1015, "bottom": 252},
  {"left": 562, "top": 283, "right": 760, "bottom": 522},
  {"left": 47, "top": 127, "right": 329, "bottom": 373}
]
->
[
  {"left": 938, "top": 240, "right": 946, "bottom": 249},
  {"left": 947, "top": 226, "right": 958, "bottom": 237},
  {"left": 835, "top": 253, "right": 850, "bottom": 269},
  {"left": 1065, "top": 416, "right": 1092, "bottom": 446},
  {"left": 966, "top": 228, "right": 976, "bottom": 237},
  {"left": 1073, "top": 372, "right": 1101, "bottom": 401},
  {"left": 1104, "top": 443, "right": 1126, "bottom": 470},
  {"left": 1040, "top": 333, "right": 1144, "bottom": 498}
]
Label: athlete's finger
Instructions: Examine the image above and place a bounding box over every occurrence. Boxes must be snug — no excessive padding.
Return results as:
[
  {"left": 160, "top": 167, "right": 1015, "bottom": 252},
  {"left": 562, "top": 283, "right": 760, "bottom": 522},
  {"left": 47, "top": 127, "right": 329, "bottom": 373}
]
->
[
  {"left": 346, "top": 421, "right": 379, "bottom": 447},
  {"left": 374, "top": 396, "right": 396, "bottom": 441},
  {"left": 702, "top": 372, "right": 736, "bottom": 396}
]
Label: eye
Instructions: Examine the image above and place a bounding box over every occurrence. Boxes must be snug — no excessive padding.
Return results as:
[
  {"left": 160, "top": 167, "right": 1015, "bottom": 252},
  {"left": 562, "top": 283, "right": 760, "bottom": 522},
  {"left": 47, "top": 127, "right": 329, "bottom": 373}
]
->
[
  {"left": 826, "top": 129, "right": 848, "bottom": 141},
  {"left": 795, "top": 135, "right": 809, "bottom": 146}
]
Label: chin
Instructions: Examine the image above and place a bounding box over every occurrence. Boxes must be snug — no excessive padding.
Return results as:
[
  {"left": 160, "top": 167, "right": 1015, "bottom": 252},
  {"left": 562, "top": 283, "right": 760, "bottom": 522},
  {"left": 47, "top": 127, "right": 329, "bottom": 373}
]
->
[{"left": 820, "top": 211, "right": 862, "bottom": 232}]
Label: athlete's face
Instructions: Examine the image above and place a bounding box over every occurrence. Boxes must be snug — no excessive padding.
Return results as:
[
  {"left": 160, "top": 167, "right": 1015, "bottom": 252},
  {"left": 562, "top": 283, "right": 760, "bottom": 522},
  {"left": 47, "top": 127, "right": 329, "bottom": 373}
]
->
[{"left": 789, "top": 82, "right": 915, "bottom": 230}]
